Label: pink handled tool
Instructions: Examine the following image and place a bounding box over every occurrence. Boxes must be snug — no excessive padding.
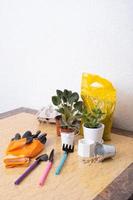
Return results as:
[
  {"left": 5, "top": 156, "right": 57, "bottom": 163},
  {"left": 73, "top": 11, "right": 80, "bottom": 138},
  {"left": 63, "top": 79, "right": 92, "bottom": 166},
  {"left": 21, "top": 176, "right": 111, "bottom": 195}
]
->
[{"left": 38, "top": 149, "right": 54, "bottom": 186}]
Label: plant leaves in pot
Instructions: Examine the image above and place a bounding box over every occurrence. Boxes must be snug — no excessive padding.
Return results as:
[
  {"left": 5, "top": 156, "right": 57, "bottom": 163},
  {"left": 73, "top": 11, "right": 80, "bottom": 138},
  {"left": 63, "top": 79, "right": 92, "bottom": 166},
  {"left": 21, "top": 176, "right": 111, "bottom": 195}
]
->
[
  {"left": 82, "top": 106, "right": 105, "bottom": 143},
  {"left": 52, "top": 89, "right": 83, "bottom": 146}
]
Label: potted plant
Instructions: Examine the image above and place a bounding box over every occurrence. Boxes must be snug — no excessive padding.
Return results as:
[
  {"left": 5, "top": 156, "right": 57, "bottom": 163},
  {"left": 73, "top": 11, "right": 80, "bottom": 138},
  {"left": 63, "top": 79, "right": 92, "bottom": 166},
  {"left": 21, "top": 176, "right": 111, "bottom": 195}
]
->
[
  {"left": 52, "top": 89, "right": 83, "bottom": 146},
  {"left": 82, "top": 106, "right": 105, "bottom": 143}
]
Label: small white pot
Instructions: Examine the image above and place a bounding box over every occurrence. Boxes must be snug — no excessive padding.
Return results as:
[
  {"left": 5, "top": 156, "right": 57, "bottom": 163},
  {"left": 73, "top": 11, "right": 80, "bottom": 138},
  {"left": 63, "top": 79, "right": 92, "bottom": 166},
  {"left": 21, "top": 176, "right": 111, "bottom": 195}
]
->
[
  {"left": 61, "top": 131, "right": 74, "bottom": 147},
  {"left": 83, "top": 123, "right": 104, "bottom": 143},
  {"left": 78, "top": 139, "right": 95, "bottom": 158}
]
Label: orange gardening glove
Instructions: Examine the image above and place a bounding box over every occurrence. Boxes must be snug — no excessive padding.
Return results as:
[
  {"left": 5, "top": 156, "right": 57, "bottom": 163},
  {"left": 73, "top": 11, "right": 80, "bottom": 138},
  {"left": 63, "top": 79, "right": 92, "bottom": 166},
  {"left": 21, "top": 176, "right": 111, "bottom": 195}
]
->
[
  {"left": 6, "top": 138, "right": 44, "bottom": 158},
  {"left": 4, "top": 131, "right": 47, "bottom": 168},
  {"left": 3, "top": 155, "right": 30, "bottom": 168}
]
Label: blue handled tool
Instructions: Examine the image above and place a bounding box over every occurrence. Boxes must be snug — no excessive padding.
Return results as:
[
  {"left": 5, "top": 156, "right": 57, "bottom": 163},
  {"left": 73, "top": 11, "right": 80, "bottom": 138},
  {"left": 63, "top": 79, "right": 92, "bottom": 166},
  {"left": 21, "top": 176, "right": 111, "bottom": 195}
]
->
[
  {"left": 55, "top": 152, "right": 68, "bottom": 175},
  {"left": 55, "top": 144, "right": 74, "bottom": 175}
]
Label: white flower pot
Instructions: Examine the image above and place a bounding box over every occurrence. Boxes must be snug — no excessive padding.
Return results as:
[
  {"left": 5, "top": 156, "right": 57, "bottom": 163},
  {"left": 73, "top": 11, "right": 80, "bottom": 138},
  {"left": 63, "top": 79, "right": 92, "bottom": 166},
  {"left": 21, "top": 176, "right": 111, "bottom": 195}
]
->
[
  {"left": 83, "top": 123, "right": 104, "bottom": 143},
  {"left": 61, "top": 131, "right": 74, "bottom": 147},
  {"left": 78, "top": 139, "right": 95, "bottom": 158}
]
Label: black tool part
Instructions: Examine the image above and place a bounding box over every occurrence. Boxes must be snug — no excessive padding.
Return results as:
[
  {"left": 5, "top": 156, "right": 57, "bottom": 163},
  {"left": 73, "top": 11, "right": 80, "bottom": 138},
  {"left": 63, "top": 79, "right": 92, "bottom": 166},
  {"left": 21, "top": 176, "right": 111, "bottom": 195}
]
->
[
  {"left": 25, "top": 136, "right": 33, "bottom": 144},
  {"left": 62, "top": 144, "right": 74, "bottom": 153},
  {"left": 14, "top": 133, "right": 21, "bottom": 140},
  {"left": 49, "top": 149, "right": 54, "bottom": 162},
  {"left": 38, "top": 134, "right": 47, "bottom": 144},
  {"left": 33, "top": 130, "right": 41, "bottom": 138},
  {"left": 11, "top": 133, "right": 21, "bottom": 141},
  {"left": 22, "top": 131, "right": 32, "bottom": 138},
  {"left": 36, "top": 154, "right": 48, "bottom": 162}
]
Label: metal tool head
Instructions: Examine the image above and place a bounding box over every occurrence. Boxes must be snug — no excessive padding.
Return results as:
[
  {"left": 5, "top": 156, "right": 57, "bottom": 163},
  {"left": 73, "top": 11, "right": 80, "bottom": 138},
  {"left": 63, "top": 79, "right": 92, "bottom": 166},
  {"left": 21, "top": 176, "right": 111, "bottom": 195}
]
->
[
  {"left": 33, "top": 130, "right": 41, "bottom": 138},
  {"left": 62, "top": 144, "right": 74, "bottom": 153},
  {"left": 36, "top": 154, "right": 49, "bottom": 162},
  {"left": 38, "top": 134, "right": 47, "bottom": 144},
  {"left": 22, "top": 131, "right": 32, "bottom": 138},
  {"left": 11, "top": 133, "right": 21, "bottom": 141},
  {"left": 49, "top": 149, "right": 54, "bottom": 162}
]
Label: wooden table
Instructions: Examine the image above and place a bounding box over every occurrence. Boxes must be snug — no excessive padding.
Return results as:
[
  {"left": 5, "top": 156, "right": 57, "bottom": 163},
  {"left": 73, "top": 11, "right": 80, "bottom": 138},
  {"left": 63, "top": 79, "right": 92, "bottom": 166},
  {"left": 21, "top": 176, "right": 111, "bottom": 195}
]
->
[{"left": 0, "top": 108, "right": 133, "bottom": 200}]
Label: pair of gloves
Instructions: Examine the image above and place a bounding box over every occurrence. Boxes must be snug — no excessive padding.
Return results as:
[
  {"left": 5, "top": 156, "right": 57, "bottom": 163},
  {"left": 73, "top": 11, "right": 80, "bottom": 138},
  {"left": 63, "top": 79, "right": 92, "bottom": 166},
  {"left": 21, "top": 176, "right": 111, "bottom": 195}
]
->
[{"left": 4, "top": 130, "right": 47, "bottom": 168}]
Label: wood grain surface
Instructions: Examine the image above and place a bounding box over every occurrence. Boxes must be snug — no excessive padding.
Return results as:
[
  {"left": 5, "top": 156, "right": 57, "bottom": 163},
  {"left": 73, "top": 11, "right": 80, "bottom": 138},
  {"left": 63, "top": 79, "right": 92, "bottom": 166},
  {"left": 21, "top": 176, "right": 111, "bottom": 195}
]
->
[{"left": 0, "top": 112, "right": 133, "bottom": 200}]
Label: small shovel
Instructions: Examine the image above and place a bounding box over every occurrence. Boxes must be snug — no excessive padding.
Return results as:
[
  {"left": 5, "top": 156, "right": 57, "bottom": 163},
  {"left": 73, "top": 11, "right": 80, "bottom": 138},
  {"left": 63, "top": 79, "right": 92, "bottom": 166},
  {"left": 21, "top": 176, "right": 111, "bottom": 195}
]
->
[{"left": 14, "top": 154, "right": 48, "bottom": 185}]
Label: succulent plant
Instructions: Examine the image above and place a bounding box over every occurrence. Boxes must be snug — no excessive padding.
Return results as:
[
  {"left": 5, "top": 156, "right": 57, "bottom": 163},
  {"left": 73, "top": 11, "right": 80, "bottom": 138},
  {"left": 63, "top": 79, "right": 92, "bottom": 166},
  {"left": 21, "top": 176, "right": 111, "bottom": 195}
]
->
[
  {"left": 82, "top": 106, "right": 105, "bottom": 128},
  {"left": 52, "top": 89, "right": 83, "bottom": 132}
]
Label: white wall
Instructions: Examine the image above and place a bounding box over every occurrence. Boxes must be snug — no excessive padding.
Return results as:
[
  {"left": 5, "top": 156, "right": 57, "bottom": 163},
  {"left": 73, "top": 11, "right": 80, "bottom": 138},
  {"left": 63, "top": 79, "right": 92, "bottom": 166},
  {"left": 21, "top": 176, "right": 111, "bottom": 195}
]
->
[{"left": 0, "top": 0, "right": 133, "bottom": 131}]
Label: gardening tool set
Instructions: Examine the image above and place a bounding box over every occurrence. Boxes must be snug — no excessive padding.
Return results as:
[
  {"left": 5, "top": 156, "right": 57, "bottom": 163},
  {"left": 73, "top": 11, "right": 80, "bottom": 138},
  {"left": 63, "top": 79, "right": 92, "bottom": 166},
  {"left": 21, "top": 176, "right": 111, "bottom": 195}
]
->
[
  {"left": 3, "top": 129, "right": 75, "bottom": 186},
  {"left": 3, "top": 127, "right": 116, "bottom": 186}
]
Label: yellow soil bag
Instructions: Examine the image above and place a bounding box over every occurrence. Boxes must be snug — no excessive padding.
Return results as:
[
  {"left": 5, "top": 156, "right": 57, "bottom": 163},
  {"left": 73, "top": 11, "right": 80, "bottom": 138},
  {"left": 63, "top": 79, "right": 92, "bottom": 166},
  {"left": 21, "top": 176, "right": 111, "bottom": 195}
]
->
[{"left": 81, "top": 73, "right": 116, "bottom": 141}]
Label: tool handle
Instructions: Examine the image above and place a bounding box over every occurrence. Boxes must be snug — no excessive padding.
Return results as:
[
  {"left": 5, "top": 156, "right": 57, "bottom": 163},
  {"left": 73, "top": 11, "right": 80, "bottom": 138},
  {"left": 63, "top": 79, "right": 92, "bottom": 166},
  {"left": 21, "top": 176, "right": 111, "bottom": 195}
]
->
[
  {"left": 55, "top": 152, "right": 67, "bottom": 175},
  {"left": 14, "top": 160, "right": 39, "bottom": 185},
  {"left": 38, "top": 161, "right": 52, "bottom": 186}
]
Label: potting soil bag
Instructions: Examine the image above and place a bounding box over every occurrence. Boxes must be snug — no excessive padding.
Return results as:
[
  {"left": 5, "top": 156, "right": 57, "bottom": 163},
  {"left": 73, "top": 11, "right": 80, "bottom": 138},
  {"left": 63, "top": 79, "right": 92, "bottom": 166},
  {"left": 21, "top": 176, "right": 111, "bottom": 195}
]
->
[{"left": 81, "top": 73, "right": 116, "bottom": 141}]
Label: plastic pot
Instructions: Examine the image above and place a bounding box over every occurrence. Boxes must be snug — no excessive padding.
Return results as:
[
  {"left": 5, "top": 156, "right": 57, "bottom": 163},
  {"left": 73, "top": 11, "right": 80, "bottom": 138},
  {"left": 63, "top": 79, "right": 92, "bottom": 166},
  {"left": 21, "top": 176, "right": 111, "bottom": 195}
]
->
[
  {"left": 83, "top": 123, "right": 104, "bottom": 143},
  {"left": 61, "top": 129, "right": 74, "bottom": 147}
]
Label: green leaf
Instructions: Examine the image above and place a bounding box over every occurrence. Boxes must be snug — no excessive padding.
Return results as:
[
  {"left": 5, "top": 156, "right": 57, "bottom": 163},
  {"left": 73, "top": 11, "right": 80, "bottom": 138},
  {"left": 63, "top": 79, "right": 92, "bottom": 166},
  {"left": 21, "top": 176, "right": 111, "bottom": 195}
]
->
[
  {"left": 56, "top": 90, "right": 63, "bottom": 99},
  {"left": 64, "top": 89, "right": 69, "bottom": 99},
  {"left": 61, "top": 118, "right": 68, "bottom": 127},
  {"left": 74, "top": 101, "right": 83, "bottom": 112},
  {"left": 68, "top": 90, "right": 72, "bottom": 97},
  {"left": 52, "top": 96, "right": 61, "bottom": 106},
  {"left": 67, "top": 90, "right": 73, "bottom": 101},
  {"left": 69, "top": 92, "right": 79, "bottom": 104},
  {"left": 82, "top": 106, "right": 104, "bottom": 128},
  {"left": 57, "top": 108, "right": 64, "bottom": 114},
  {"left": 62, "top": 95, "right": 67, "bottom": 102}
]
